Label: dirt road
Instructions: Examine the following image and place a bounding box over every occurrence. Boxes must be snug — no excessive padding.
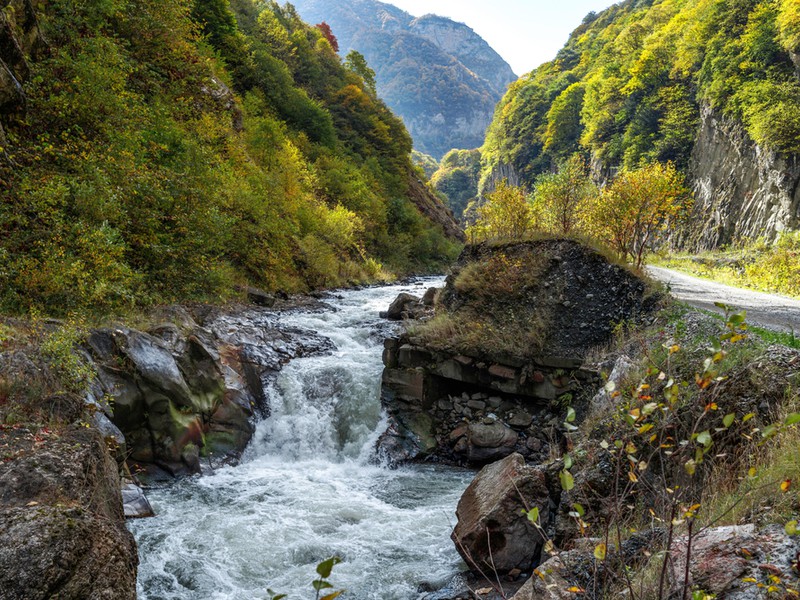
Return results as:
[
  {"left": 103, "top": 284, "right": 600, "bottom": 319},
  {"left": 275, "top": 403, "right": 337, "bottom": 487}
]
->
[{"left": 647, "top": 266, "right": 800, "bottom": 333}]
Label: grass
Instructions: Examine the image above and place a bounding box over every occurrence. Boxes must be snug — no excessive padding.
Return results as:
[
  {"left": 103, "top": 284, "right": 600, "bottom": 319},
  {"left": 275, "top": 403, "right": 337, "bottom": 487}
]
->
[
  {"left": 409, "top": 244, "right": 553, "bottom": 360},
  {"left": 653, "top": 232, "right": 800, "bottom": 299}
]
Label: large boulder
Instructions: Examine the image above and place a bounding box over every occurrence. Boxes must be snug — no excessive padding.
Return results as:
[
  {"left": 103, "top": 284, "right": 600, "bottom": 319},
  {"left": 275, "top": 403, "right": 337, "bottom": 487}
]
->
[
  {"left": 0, "top": 426, "right": 138, "bottom": 599},
  {"left": 452, "top": 453, "right": 550, "bottom": 573},
  {"left": 386, "top": 292, "right": 427, "bottom": 321},
  {"left": 86, "top": 306, "right": 335, "bottom": 478}
]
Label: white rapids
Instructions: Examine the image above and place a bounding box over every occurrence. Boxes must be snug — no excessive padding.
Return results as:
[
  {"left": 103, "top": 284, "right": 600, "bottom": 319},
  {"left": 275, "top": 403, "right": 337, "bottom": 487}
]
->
[{"left": 128, "top": 279, "right": 472, "bottom": 600}]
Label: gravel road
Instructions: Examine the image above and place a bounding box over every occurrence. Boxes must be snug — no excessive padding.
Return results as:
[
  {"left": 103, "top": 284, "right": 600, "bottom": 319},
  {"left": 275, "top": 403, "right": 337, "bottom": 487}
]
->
[{"left": 647, "top": 266, "right": 800, "bottom": 333}]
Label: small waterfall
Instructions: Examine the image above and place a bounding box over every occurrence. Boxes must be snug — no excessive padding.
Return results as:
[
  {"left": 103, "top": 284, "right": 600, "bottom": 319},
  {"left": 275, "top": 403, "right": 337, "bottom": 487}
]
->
[{"left": 129, "top": 280, "right": 472, "bottom": 600}]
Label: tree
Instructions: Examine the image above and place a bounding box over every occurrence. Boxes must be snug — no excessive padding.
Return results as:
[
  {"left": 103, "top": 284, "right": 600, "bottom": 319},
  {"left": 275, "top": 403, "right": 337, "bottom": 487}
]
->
[
  {"left": 531, "top": 155, "right": 597, "bottom": 235},
  {"left": 589, "top": 162, "right": 690, "bottom": 268},
  {"left": 466, "top": 180, "right": 533, "bottom": 242},
  {"left": 345, "top": 50, "right": 376, "bottom": 95},
  {"left": 315, "top": 22, "right": 338, "bottom": 53}
]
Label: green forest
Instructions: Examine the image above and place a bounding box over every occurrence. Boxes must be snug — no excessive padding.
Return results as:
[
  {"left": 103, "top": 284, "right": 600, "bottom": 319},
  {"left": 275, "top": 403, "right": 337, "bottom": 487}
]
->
[
  {"left": 482, "top": 0, "right": 800, "bottom": 190},
  {"left": 0, "top": 0, "right": 460, "bottom": 317}
]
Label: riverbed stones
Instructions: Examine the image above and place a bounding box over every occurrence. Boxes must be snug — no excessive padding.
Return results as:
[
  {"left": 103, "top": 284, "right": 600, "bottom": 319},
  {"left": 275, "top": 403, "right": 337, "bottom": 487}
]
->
[
  {"left": 452, "top": 453, "right": 550, "bottom": 573},
  {"left": 466, "top": 422, "right": 518, "bottom": 463}
]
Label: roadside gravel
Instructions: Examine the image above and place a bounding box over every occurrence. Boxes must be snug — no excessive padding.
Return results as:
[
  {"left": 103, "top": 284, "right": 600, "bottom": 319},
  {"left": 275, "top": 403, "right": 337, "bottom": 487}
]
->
[{"left": 647, "top": 266, "right": 800, "bottom": 333}]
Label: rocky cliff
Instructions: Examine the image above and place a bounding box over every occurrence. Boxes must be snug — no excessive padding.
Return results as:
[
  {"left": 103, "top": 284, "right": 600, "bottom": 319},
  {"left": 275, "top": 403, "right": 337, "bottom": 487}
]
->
[
  {"left": 480, "top": 0, "right": 800, "bottom": 248},
  {"left": 687, "top": 105, "right": 800, "bottom": 249},
  {"left": 292, "top": 0, "right": 517, "bottom": 158}
]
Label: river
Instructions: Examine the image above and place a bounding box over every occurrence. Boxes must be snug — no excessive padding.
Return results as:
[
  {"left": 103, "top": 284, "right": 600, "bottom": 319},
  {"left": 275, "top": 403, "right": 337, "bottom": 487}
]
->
[{"left": 128, "top": 279, "right": 473, "bottom": 600}]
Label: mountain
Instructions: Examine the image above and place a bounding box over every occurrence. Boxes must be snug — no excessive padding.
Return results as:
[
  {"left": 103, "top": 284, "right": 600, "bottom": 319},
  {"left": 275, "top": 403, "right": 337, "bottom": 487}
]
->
[
  {"left": 481, "top": 0, "right": 800, "bottom": 249},
  {"left": 0, "top": 0, "right": 462, "bottom": 316},
  {"left": 291, "top": 0, "right": 517, "bottom": 158}
]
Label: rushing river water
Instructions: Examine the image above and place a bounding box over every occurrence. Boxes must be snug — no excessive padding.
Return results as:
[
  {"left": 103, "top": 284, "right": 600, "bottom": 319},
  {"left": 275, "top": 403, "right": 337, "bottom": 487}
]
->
[{"left": 129, "top": 280, "right": 473, "bottom": 600}]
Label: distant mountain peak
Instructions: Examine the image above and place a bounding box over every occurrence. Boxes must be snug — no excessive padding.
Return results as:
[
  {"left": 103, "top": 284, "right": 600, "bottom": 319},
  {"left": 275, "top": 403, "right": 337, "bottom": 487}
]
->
[{"left": 292, "top": 0, "right": 517, "bottom": 158}]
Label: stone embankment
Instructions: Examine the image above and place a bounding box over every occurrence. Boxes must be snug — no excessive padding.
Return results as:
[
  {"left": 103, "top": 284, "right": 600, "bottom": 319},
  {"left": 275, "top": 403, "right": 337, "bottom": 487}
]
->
[{"left": 378, "top": 239, "right": 655, "bottom": 467}]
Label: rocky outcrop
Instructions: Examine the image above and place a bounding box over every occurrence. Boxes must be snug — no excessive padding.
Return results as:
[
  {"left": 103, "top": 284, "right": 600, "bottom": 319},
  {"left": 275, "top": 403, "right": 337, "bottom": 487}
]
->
[
  {"left": 0, "top": 426, "right": 138, "bottom": 599},
  {"left": 378, "top": 338, "right": 598, "bottom": 465},
  {"left": 688, "top": 104, "right": 800, "bottom": 249},
  {"left": 86, "top": 305, "right": 334, "bottom": 479},
  {"left": 451, "top": 453, "right": 550, "bottom": 574},
  {"left": 292, "top": 0, "right": 516, "bottom": 158},
  {"left": 377, "top": 240, "right": 656, "bottom": 465},
  {"left": 670, "top": 524, "right": 800, "bottom": 598}
]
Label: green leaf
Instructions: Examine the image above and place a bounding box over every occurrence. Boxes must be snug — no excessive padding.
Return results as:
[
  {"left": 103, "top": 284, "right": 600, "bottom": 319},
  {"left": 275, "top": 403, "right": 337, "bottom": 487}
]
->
[
  {"left": 723, "top": 413, "right": 735, "bottom": 428},
  {"left": 696, "top": 430, "right": 712, "bottom": 447},
  {"left": 313, "top": 581, "right": 333, "bottom": 591},
  {"left": 785, "top": 413, "right": 800, "bottom": 426},
  {"left": 563, "top": 454, "right": 573, "bottom": 470},
  {"left": 527, "top": 506, "right": 540, "bottom": 524},
  {"left": 316, "top": 557, "right": 341, "bottom": 579},
  {"left": 566, "top": 406, "right": 576, "bottom": 423},
  {"left": 321, "top": 592, "right": 344, "bottom": 600},
  {"left": 761, "top": 424, "right": 778, "bottom": 439},
  {"left": 642, "top": 402, "right": 659, "bottom": 416},
  {"left": 786, "top": 520, "right": 799, "bottom": 536},
  {"left": 573, "top": 503, "right": 585, "bottom": 517},
  {"left": 684, "top": 459, "right": 697, "bottom": 476},
  {"left": 560, "top": 469, "right": 575, "bottom": 492}
]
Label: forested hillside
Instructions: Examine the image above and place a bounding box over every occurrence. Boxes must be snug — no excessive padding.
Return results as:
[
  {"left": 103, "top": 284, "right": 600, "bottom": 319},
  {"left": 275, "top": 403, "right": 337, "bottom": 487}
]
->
[
  {"left": 0, "top": 0, "right": 461, "bottom": 317},
  {"left": 481, "top": 0, "right": 800, "bottom": 247},
  {"left": 292, "top": 0, "right": 517, "bottom": 158}
]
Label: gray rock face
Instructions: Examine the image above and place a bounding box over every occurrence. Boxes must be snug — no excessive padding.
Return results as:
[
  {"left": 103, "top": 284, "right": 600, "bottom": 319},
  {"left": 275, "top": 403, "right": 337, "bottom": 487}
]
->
[
  {"left": 0, "top": 427, "right": 138, "bottom": 599},
  {"left": 687, "top": 104, "right": 800, "bottom": 249},
  {"left": 451, "top": 453, "right": 550, "bottom": 573},
  {"left": 291, "top": 0, "right": 516, "bottom": 158},
  {"left": 86, "top": 306, "right": 334, "bottom": 479}
]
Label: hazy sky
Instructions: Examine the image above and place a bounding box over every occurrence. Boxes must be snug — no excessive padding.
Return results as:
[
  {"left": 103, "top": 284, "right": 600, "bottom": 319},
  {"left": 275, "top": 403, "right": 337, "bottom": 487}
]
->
[{"left": 388, "top": 0, "right": 617, "bottom": 75}]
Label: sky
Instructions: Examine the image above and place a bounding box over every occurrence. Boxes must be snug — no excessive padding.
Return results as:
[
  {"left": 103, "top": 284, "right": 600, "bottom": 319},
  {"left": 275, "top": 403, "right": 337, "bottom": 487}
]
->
[{"left": 387, "top": 0, "right": 618, "bottom": 75}]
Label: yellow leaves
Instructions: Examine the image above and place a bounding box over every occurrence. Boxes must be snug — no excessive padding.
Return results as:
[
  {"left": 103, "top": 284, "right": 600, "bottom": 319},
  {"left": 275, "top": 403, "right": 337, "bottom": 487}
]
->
[{"left": 781, "top": 479, "right": 792, "bottom": 493}]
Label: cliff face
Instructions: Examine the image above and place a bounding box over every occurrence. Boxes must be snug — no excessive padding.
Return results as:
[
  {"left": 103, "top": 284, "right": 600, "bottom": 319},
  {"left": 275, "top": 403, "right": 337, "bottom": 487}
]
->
[
  {"left": 292, "top": 0, "right": 516, "bottom": 158},
  {"left": 688, "top": 105, "right": 800, "bottom": 249},
  {"left": 479, "top": 0, "right": 800, "bottom": 248},
  {"left": 407, "top": 14, "right": 516, "bottom": 100}
]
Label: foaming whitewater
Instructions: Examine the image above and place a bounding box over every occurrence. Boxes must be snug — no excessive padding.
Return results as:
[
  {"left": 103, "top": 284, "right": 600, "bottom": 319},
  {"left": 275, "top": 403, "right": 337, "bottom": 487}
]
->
[{"left": 129, "top": 280, "right": 472, "bottom": 600}]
